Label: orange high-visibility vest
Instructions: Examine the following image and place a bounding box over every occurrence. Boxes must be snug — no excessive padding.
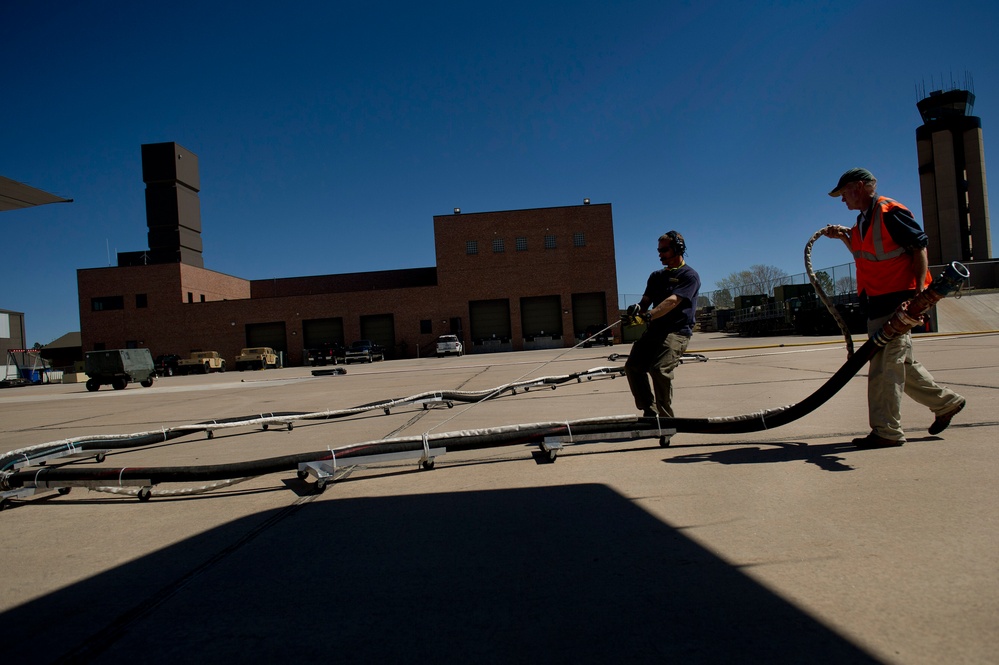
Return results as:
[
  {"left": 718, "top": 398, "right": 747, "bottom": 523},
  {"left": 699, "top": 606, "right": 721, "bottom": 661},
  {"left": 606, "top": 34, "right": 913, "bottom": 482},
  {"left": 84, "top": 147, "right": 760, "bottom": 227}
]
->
[{"left": 850, "top": 196, "right": 931, "bottom": 297}]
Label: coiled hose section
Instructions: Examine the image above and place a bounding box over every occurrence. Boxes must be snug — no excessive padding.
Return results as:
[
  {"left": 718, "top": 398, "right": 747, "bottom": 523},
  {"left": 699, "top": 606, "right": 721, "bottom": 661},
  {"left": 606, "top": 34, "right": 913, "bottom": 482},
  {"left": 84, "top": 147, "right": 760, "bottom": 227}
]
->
[{"left": 804, "top": 229, "right": 855, "bottom": 357}]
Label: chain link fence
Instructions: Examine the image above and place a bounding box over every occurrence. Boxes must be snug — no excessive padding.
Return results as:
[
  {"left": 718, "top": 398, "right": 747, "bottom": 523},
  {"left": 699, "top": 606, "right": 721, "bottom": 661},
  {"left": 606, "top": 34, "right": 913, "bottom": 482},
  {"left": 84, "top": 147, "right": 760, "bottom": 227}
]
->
[{"left": 619, "top": 261, "right": 857, "bottom": 310}]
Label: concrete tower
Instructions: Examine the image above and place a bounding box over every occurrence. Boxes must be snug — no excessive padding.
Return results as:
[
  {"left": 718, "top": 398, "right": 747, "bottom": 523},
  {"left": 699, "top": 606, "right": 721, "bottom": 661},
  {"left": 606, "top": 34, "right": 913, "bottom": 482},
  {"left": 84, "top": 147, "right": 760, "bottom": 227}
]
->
[
  {"left": 118, "top": 142, "right": 204, "bottom": 267},
  {"left": 916, "top": 86, "right": 992, "bottom": 264}
]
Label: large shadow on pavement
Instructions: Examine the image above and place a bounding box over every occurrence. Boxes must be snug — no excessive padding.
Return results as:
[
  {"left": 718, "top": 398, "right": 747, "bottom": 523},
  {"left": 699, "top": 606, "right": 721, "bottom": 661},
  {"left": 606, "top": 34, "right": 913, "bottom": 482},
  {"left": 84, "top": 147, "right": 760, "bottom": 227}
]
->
[{"left": 3, "top": 484, "right": 882, "bottom": 664}]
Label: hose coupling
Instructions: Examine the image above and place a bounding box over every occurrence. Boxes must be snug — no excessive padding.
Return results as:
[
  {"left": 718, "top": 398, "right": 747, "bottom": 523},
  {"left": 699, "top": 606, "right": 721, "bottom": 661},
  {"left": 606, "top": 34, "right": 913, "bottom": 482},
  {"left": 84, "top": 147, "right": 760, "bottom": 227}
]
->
[{"left": 873, "top": 261, "right": 970, "bottom": 346}]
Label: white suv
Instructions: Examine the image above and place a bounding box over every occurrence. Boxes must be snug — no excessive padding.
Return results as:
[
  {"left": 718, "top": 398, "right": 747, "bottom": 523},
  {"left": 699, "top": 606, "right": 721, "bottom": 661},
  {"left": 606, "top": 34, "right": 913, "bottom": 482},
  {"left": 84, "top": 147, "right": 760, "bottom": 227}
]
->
[{"left": 436, "top": 335, "right": 464, "bottom": 357}]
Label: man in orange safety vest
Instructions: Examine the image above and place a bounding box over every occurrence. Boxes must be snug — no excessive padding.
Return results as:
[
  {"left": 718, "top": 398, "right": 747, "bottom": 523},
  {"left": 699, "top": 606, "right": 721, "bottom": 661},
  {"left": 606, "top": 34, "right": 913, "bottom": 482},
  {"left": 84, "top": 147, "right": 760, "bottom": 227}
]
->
[{"left": 822, "top": 168, "right": 966, "bottom": 448}]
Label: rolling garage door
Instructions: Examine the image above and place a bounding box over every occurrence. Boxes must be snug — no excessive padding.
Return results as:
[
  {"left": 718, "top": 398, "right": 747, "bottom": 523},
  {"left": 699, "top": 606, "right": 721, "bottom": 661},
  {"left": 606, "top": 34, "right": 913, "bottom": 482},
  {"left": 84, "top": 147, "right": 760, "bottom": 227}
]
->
[
  {"left": 571, "top": 292, "right": 607, "bottom": 334},
  {"left": 245, "top": 322, "right": 287, "bottom": 355},
  {"left": 359, "top": 314, "right": 395, "bottom": 353},
  {"left": 303, "top": 318, "right": 345, "bottom": 348},
  {"left": 520, "top": 295, "right": 562, "bottom": 337},
  {"left": 469, "top": 299, "right": 511, "bottom": 342}
]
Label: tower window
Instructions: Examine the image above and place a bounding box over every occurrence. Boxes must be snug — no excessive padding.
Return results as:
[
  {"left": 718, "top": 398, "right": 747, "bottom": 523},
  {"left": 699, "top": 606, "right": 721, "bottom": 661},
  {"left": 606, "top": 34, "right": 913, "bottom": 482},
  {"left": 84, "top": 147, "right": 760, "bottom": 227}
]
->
[{"left": 92, "top": 296, "right": 124, "bottom": 312}]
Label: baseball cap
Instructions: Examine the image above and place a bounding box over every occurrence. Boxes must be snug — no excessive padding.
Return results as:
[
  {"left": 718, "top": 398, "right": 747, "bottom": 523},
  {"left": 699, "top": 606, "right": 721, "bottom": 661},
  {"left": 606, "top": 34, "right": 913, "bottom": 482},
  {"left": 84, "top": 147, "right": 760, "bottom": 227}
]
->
[{"left": 828, "top": 168, "right": 875, "bottom": 196}]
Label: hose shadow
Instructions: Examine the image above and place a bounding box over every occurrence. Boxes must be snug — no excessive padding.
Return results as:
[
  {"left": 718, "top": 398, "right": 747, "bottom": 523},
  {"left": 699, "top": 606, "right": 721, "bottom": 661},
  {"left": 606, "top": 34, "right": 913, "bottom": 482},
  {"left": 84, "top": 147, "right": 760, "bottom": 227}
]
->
[
  {"left": 1, "top": 484, "right": 882, "bottom": 664},
  {"left": 666, "top": 441, "right": 864, "bottom": 472}
]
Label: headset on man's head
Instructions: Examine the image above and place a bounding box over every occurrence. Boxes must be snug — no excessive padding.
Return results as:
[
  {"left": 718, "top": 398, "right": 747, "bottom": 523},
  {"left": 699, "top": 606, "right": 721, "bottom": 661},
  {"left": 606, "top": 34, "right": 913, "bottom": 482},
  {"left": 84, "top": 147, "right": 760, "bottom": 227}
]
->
[{"left": 663, "top": 230, "right": 686, "bottom": 257}]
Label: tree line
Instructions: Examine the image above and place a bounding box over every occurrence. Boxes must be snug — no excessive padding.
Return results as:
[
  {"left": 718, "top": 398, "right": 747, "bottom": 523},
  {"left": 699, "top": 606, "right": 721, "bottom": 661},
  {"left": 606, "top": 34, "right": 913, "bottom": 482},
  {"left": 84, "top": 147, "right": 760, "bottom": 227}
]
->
[{"left": 698, "top": 264, "right": 856, "bottom": 309}]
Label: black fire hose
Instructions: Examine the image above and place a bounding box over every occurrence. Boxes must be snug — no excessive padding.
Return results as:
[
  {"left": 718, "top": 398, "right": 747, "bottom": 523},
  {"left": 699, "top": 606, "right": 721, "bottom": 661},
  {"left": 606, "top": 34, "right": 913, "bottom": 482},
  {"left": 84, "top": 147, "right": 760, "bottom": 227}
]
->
[
  {"left": 0, "top": 368, "right": 625, "bottom": 475},
  {"left": 0, "top": 412, "right": 302, "bottom": 474},
  {"left": 0, "top": 262, "right": 969, "bottom": 497},
  {"left": 804, "top": 229, "right": 855, "bottom": 357}
]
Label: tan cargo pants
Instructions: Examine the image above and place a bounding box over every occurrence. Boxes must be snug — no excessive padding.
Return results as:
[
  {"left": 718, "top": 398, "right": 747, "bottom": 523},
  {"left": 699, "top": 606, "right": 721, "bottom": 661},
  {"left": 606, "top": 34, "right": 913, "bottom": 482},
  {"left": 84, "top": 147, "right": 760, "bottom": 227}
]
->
[{"left": 866, "top": 314, "right": 964, "bottom": 440}]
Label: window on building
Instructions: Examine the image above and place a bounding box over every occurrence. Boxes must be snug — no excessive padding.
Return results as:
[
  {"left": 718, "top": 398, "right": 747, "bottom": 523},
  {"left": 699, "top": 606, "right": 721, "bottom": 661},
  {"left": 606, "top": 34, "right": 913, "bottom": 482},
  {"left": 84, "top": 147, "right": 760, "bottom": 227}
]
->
[
  {"left": 573, "top": 232, "right": 586, "bottom": 247},
  {"left": 493, "top": 238, "right": 505, "bottom": 253},
  {"left": 93, "top": 342, "right": 106, "bottom": 351},
  {"left": 136, "top": 294, "right": 148, "bottom": 308},
  {"left": 516, "top": 237, "right": 528, "bottom": 251},
  {"left": 125, "top": 340, "right": 138, "bottom": 349},
  {"left": 91, "top": 296, "right": 124, "bottom": 312},
  {"left": 544, "top": 234, "right": 557, "bottom": 249},
  {"left": 420, "top": 319, "right": 432, "bottom": 334},
  {"left": 187, "top": 292, "right": 194, "bottom": 303},
  {"left": 200, "top": 294, "right": 206, "bottom": 303},
  {"left": 466, "top": 240, "right": 478, "bottom": 255}
]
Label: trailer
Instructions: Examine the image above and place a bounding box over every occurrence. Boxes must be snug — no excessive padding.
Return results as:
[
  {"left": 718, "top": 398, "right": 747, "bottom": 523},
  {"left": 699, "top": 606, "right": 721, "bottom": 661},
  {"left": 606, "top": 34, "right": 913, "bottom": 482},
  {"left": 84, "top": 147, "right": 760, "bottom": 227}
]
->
[
  {"left": 2, "top": 349, "right": 50, "bottom": 388},
  {"left": 84, "top": 349, "right": 156, "bottom": 392}
]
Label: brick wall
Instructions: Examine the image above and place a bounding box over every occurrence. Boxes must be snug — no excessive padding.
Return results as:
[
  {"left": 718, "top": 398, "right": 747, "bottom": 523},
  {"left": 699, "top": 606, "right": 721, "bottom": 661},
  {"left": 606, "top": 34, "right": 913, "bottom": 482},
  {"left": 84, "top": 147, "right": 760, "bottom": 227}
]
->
[{"left": 76, "top": 203, "right": 619, "bottom": 365}]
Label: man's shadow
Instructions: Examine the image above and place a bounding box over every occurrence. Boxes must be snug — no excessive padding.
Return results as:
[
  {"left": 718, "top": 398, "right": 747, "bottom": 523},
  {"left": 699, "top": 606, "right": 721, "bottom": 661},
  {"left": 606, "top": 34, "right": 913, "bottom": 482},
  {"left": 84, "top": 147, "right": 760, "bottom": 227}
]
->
[{"left": 664, "top": 438, "right": 934, "bottom": 471}]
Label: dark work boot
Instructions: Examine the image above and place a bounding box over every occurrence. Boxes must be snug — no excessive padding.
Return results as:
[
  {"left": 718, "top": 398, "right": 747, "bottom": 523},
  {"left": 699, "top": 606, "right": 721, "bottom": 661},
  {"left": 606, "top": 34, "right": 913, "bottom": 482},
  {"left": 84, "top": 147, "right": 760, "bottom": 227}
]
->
[{"left": 929, "top": 399, "right": 966, "bottom": 436}]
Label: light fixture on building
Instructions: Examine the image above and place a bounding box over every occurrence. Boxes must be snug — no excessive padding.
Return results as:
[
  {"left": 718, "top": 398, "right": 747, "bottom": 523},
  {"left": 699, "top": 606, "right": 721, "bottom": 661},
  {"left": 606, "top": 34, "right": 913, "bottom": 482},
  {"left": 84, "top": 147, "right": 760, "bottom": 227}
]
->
[
  {"left": 454, "top": 208, "right": 461, "bottom": 214},
  {"left": 583, "top": 198, "right": 590, "bottom": 205}
]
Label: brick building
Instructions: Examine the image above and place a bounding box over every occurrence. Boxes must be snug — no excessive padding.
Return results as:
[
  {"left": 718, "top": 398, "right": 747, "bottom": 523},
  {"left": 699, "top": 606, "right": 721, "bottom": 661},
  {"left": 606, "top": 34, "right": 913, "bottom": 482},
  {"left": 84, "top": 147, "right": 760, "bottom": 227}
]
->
[{"left": 77, "top": 143, "right": 619, "bottom": 366}]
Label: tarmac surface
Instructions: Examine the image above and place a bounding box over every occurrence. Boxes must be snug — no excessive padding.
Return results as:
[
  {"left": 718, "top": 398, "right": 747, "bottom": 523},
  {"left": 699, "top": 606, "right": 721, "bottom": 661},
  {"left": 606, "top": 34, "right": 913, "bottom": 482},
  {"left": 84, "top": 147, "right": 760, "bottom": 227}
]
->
[{"left": 1, "top": 331, "right": 997, "bottom": 664}]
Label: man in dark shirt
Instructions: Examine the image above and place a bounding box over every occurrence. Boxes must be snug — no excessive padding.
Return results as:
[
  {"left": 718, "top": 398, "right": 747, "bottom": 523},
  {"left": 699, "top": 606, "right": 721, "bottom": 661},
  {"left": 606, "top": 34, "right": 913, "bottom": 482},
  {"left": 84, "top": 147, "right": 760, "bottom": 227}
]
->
[
  {"left": 823, "top": 168, "right": 966, "bottom": 447},
  {"left": 623, "top": 230, "right": 701, "bottom": 419}
]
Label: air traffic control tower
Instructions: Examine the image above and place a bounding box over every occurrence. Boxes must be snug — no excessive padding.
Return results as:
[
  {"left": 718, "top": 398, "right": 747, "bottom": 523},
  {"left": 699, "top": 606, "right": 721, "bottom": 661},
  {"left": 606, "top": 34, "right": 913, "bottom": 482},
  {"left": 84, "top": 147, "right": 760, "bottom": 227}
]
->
[{"left": 916, "top": 87, "right": 992, "bottom": 265}]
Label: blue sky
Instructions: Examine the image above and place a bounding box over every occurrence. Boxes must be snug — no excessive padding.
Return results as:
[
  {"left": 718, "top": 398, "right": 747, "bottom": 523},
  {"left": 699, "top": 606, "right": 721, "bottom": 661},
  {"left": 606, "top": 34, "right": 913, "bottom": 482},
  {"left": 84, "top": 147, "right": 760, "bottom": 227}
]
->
[{"left": 3, "top": 0, "right": 997, "bottom": 346}]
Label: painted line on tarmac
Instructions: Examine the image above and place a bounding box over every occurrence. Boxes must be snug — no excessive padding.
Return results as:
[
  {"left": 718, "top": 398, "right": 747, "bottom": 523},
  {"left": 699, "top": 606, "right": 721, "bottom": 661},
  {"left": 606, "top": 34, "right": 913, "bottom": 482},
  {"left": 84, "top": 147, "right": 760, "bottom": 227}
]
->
[{"left": 0, "top": 377, "right": 306, "bottom": 404}]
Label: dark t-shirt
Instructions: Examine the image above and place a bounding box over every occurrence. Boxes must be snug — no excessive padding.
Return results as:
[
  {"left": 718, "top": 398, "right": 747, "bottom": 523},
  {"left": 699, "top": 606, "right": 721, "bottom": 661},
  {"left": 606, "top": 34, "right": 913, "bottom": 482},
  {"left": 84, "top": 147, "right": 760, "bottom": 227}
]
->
[{"left": 643, "top": 263, "right": 701, "bottom": 337}]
